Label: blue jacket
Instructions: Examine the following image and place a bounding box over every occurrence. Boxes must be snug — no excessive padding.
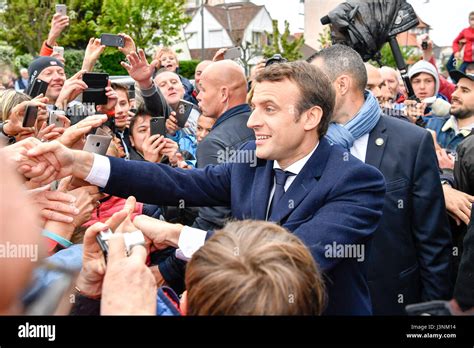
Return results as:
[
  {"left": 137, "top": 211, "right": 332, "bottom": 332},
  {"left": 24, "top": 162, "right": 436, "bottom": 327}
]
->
[
  {"left": 364, "top": 116, "right": 453, "bottom": 315},
  {"left": 103, "top": 138, "right": 386, "bottom": 315},
  {"left": 425, "top": 116, "right": 474, "bottom": 153}
]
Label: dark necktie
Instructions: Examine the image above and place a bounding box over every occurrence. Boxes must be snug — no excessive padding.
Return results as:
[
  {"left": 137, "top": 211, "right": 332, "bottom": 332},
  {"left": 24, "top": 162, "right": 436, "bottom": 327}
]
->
[{"left": 268, "top": 168, "right": 295, "bottom": 219}]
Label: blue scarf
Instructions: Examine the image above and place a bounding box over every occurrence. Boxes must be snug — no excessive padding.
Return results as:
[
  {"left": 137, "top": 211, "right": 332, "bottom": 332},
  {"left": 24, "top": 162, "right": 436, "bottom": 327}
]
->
[{"left": 325, "top": 91, "right": 381, "bottom": 149}]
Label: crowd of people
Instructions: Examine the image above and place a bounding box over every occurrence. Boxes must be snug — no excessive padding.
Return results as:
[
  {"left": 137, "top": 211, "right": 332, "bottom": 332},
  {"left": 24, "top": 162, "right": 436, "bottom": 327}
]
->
[{"left": 1, "top": 7, "right": 474, "bottom": 317}]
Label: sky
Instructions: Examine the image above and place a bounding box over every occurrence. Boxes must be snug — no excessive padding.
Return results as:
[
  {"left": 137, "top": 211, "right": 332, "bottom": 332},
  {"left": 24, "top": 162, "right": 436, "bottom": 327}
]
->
[{"left": 252, "top": 0, "right": 473, "bottom": 47}]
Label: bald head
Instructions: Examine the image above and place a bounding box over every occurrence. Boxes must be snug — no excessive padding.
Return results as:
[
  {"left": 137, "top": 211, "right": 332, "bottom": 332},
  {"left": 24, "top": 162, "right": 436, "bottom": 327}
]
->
[
  {"left": 365, "top": 63, "right": 389, "bottom": 103},
  {"left": 197, "top": 60, "right": 248, "bottom": 118},
  {"left": 195, "top": 60, "right": 212, "bottom": 90}
]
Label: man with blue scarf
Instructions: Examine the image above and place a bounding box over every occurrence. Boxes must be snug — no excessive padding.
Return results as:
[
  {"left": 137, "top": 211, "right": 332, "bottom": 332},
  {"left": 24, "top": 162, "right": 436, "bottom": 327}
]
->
[{"left": 311, "top": 45, "right": 452, "bottom": 315}]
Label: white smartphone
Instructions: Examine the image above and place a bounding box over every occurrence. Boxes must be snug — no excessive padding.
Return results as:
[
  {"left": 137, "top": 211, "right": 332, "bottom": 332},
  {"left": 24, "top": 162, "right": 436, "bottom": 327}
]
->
[
  {"left": 52, "top": 46, "right": 64, "bottom": 57},
  {"left": 83, "top": 134, "right": 112, "bottom": 155},
  {"left": 224, "top": 47, "right": 242, "bottom": 60},
  {"left": 48, "top": 110, "right": 65, "bottom": 128},
  {"left": 56, "top": 4, "right": 67, "bottom": 16}
]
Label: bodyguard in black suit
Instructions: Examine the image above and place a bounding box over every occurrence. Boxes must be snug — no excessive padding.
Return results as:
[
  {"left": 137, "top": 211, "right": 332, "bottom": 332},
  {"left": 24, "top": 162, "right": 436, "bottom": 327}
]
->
[{"left": 311, "top": 45, "right": 452, "bottom": 315}]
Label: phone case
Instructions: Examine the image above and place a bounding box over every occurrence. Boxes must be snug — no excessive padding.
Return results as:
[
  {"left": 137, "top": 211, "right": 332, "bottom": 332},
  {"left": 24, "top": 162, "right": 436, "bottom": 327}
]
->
[
  {"left": 83, "top": 134, "right": 112, "bottom": 155},
  {"left": 176, "top": 100, "right": 194, "bottom": 128},
  {"left": 224, "top": 47, "right": 242, "bottom": 60},
  {"left": 82, "top": 73, "right": 109, "bottom": 105},
  {"left": 150, "top": 117, "right": 166, "bottom": 136},
  {"left": 48, "top": 111, "right": 65, "bottom": 127},
  {"left": 100, "top": 34, "right": 125, "bottom": 48},
  {"left": 27, "top": 79, "right": 48, "bottom": 98},
  {"left": 56, "top": 4, "right": 67, "bottom": 16},
  {"left": 22, "top": 106, "right": 38, "bottom": 127}
]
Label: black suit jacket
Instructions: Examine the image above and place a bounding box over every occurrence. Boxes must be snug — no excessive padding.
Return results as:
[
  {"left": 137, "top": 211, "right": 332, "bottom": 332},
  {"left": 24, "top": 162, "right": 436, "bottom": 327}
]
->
[{"left": 365, "top": 116, "right": 453, "bottom": 315}]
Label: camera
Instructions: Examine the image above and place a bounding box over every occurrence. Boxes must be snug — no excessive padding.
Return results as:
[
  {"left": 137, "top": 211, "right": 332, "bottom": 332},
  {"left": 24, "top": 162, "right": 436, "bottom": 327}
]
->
[
  {"left": 265, "top": 54, "right": 288, "bottom": 67},
  {"left": 421, "top": 41, "right": 428, "bottom": 50}
]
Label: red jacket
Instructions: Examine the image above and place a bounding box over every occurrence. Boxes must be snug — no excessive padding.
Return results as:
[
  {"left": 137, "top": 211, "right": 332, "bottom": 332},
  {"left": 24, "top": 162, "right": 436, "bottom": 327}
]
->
[{"left": 453, "top": 27, "right": 474, "bottom": 62}]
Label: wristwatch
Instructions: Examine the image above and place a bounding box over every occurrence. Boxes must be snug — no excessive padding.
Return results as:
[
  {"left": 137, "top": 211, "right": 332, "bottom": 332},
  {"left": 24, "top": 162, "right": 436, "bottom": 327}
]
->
[{"left": 0, "top": 122, "right": 16, "bottom": 144}]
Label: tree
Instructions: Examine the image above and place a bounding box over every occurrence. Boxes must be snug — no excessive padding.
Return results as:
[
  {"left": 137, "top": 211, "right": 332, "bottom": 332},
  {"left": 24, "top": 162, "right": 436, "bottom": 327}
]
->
[
  {"left": 97, "top": 0, "right": 191, "bottom": 50},
  {"left": 263, "top": 19, "right": 304, "bottom": 62},
  {"left": 239, "top": 41, "right": 263, "bottom": 76},
  {"left": 371, "top": 42, "right": 421, "bottom": 68}
]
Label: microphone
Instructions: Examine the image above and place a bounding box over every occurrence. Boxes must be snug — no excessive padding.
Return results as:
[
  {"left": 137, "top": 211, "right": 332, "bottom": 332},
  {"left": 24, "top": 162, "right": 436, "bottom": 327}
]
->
[{"left": 422, "top": 97, "right": 451, "bottom": 117}]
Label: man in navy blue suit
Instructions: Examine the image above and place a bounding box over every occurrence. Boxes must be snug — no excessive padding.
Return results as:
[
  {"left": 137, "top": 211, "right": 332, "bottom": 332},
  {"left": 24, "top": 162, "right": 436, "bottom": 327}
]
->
[
  {"left": 310, "top": 45, "right": 453, "bottom": 315},
  {"left": 26, "top": 61, "right": 386, "bottom": 315}
]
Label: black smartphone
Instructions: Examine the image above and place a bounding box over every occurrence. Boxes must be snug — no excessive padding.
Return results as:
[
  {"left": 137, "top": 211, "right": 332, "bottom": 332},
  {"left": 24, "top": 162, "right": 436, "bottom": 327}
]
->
[
  {"left": 27, "top": 78, "right": 48, "bottom": 98},
  {"left": 100, "top": 34, "right": 125, "bottom": 48},
  {"left": 150, "top": 117, "right": 166, "bottom": 137},
  {"left": 421, "top": 41, "right": 428, "bottom": 50},
  {"left": 82, "top": 72, "right": 109, "bottom": 105},
  {"left": 176, "top": 99, "right": 194, "bottom": 128},
  {"left": 22, "top": 105, "right": 38, "bottom": 127}
]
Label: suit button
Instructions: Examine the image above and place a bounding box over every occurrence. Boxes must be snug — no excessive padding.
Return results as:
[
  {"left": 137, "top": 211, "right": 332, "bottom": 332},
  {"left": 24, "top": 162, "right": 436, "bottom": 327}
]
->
[{"left": 375, "top": 138, "right": 384, "bottom": 146}]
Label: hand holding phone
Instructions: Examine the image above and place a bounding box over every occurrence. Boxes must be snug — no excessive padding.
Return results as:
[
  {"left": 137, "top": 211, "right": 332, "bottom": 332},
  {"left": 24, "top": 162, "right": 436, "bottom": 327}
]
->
[
  {"left": 48, "top": 110, "right": 66, "bottom": 128},
  {"left": 22, "top": 106, "right": 38, "bottom": 128},
  {"left": 175, "top": 100, "right": 194, "bottom": 128},
  {"left": 150, "top": 117, "right": 166, "bottom": 137}
]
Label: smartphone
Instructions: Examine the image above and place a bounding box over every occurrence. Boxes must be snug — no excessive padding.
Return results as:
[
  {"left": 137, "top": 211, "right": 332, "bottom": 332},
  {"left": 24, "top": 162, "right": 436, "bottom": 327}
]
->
[
  {"left": 83, "top": 134, "right": 112, "bottom": 155},
  {"left": 52, "top": 46, "right": 64, "bottom": 57},
  {"left": 150, "top": 117, "right": 166, "bottom": 137},
  {"left": 175, "top": 99, "right": 194, "bottom": 128},
  {"left": 100, "top": 34, "right": 125, "bottom": 48},
  {"left": 224, "top": 47, "right": 242, "bottom": 60},
  {"left": 82, "top": 72, "right": 109, "bottom": 105},
  {"left": 48, "top": 110, "right": 65, "bottom": 127},
  {"left": 22, "top": 105, "right": 38, "bottom": 127},
  {"left": 27, "top": 78, "right": 48, "bottom": 98},
  {"left": 55, "top": 4, "right": 67, "bottom": 16}
]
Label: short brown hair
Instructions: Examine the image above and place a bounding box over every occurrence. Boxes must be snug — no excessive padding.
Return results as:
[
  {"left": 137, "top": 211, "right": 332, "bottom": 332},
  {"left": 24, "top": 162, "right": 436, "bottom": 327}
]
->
[
  {"left": 185, "top": 220, "right": 326, "bottom": 315},
  {"left": 255, "top": 61, "right": 335, "bottom": 137},
  {"left": 111, "top": 82, "right": 129, "bottom": 102}
]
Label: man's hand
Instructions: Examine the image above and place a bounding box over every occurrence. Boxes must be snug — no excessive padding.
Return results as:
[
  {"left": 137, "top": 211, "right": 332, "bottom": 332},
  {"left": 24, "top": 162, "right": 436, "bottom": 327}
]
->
[
  {"left": 59, "top": 114, "right": 108, "bottom": 149},
  {"left": 75, "top": 210, "right": 129, "bottom": 299},
  {"left": 25, "top": 140, "right": 94, "bottom": 186},
  {"left": 46, "top": 13, "right": 69, "bottom": 47},
  {"left": 404, "top": 100, "right": 427, "bottom": 123},
  {"left": 82, "top": 38, "right": 106, "bottom": 72},
  {"left": 117, "top": 33, "right": 137, "bottom": 57},
  {"left": 142, "top": 135, "right": 166, "bottom": 163},
  {"left": 3, "top": 98, "right": 48, "bottom": 137},
  {"left": 27, "top": 184, "right": 79, "bottom": 225},
  {"left": 161, "top": 139, "right": 179, "bottom": 165},
  {"left": 55, "top": 70, "right": 88, "bottom": 110},
  {"left": 101, "top": 236, "right": 157, "bottom": 315},
  {"left": 436, "top": 149, "right": 455, "bottom": 170},
  {"left": 212, "top": 48, "right": 228, "bottom": 62},
  {"left": 133, "top": 215, "right": 183, "bottom": 250},
  {"left": 121, "top": 49, "right": 158, "bottom": 90},
  {"left": 443, "top": 185, "right": 474, "bottom": 226},
  {"left": 165, "top": 113, "right": 180, "bottom": 136}
]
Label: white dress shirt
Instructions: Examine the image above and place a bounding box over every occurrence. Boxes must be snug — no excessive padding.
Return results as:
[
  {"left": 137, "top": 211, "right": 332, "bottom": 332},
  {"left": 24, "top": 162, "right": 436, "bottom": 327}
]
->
[
  {"left": 85, "top": 143, "right": 320, "bottom": 261},
  {"left": 349, "top": 133, "right": 369, "bottom": 163}
]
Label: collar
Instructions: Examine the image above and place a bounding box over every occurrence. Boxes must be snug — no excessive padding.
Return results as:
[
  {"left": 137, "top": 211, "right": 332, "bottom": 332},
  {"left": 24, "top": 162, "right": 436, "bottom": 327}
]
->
[
  {"left": 212, "top": 104, "right": 252, "bottom": 130},
  {"left": 273, "top": 142, "right": 319, "bottom": 175},
  {"left": 441, "top": 116, "right": 474, "bottom": 137}
]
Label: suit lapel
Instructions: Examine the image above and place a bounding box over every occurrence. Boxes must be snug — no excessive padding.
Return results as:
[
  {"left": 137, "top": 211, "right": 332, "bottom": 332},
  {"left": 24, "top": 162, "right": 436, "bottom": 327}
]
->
[
  {"left": 268, "top": 138, "right": 331, "bottom": 223},
  {"left": 251, "top": 160, "right": 274, "bottom": 220},
  {"left": 365, "top": 117, "right": 387, "bottom": 168}
]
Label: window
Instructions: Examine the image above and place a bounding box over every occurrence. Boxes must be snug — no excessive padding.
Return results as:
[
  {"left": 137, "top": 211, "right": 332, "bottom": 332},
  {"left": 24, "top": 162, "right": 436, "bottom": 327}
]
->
[{"left": 252, "top": 31, "right": 262, "bottom": 48}]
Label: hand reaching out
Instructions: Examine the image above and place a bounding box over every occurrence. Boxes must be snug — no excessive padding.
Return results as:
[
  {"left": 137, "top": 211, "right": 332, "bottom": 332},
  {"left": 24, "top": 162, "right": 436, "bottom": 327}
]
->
[{"left": 121, "top": 49, "right": 159, "bottom": 90}]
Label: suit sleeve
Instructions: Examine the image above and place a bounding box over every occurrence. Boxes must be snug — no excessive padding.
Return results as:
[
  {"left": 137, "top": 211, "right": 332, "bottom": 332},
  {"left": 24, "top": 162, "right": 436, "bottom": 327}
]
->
[
  {"left": 412, "top": 131, "right": 453, "bottom": 301},
  {"left": 104, "top": 156, "right": 232, "bottom": 207},
  {"left": 290, "top": 162, "right": 386, "bottom": 273},
  {"left": 140, "top": 84, "right": 172, "bottom": 118},
  {"left": 454, "top": 138, "right": 474, "bottom": 195}
]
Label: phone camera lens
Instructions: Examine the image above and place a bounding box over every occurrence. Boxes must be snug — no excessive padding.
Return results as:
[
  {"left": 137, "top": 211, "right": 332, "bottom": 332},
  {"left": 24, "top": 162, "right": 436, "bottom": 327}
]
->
[{"left": 96, "top": 142, "right": 100, "bottom": 147}]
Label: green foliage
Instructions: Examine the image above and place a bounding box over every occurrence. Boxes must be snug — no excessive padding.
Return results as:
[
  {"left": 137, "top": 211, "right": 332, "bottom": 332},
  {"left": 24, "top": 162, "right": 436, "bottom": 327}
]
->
[
  {"left": 317, "top": 26, "right": 332, "bottom": 49},
  {"left": 98, "top": 50, "right": 127, "bottom": 75},
  {"left": 178, "top": 60, "right": 199, "bottom": 80},
  {"left": 263, "top": 20, "right": 304, "bottom": 62},
  {"left": 1, "top": 0, "right": 190, "bottom": 56},
  {"left": 0, "top": 42, "right": 15, "bottom": 68},
  {"left": 371, "top": 42, "right": 421, "bottom": 68},
  {"left": 14, "top": 54, "right": 34, "bottom": 73},
  {"left": 97, "top": 0, "right": 191, "bottom": 50}
]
